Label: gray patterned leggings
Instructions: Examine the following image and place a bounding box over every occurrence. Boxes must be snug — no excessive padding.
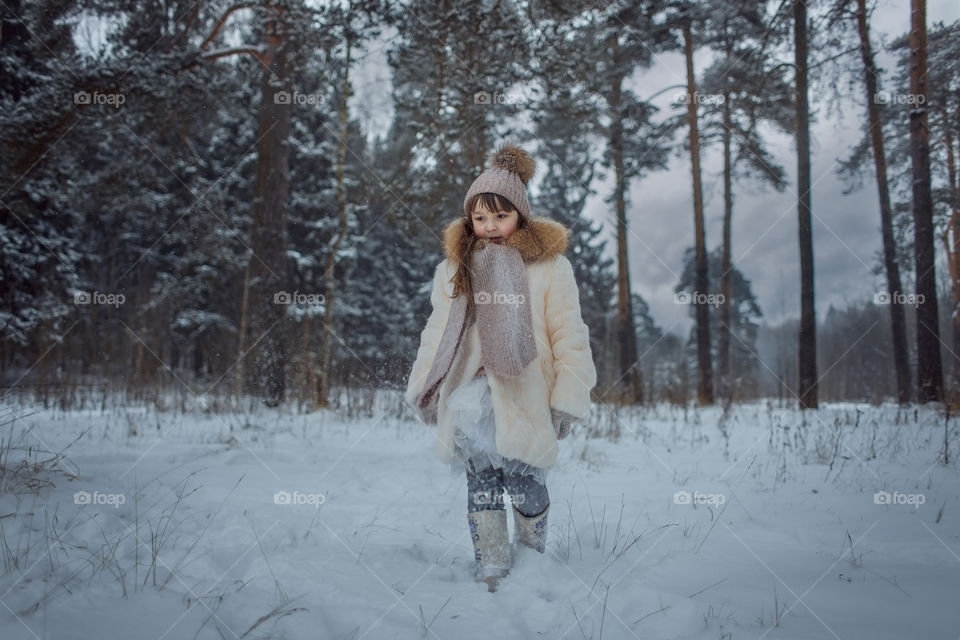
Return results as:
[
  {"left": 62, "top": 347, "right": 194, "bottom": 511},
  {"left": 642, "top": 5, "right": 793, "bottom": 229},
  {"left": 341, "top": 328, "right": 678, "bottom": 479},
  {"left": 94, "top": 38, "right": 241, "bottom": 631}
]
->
[{"left": 465, "top": 457, "right": 550, "bottom": 517}]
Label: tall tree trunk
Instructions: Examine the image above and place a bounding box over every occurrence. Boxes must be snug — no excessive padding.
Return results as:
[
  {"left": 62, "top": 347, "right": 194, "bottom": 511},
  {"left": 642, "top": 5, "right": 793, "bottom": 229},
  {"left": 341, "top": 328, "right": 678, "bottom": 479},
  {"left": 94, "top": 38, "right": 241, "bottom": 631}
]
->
[
  {"left": 940, "top": 103, "right": 960, "bottom": 403},
  {"left": 133, "top": 317, "right": 148, "bottom": 388},
  {"left": 610, "top": 37, "right": 642, "bottom": 405},
  {"left": 461, "top": 29, "right": 487, "bottom": 175},
  {"left": 437, "top": 0, "right": 457, "bottom": 192},
  {"left": 909, "top": 0, "right": 944, "bottom": 403},
  {"left": 243, "top": 6, "right": 292, "bottom": 406},
  {"left": 234, "top": 262, "right": 250, "bottom": 398},
  {"left": 718, "top": 80, "right": 733, "bottom": 403},
  {"left": 855, "top": 0, "right": 911, "bottom": 404},
  {"left": 955, "top": 97, "right": 960, "bottom": 399},
  {"left": 683, "top": 21, "right": 713, "bottom": 406},
  {"left": 318, "top": 37, "right": 352, "bottom": 408},
  {"left": 794, "top": 0, "right": 818, "bottom": 408}
]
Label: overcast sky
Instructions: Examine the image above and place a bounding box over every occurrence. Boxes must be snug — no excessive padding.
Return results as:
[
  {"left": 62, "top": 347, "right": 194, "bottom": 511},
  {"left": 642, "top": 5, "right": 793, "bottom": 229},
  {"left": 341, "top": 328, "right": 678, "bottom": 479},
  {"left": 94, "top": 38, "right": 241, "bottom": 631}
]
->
[{"left": 351, "top": 0, "right": 960, "bottom": 336}]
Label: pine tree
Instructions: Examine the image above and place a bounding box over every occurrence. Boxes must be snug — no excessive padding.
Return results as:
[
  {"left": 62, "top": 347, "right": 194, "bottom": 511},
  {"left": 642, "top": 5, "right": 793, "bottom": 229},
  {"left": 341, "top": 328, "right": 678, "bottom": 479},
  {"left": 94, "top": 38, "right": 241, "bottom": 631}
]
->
[
  {"left": 906, "top": 0, "right": 944, "bottom": 403},
  {"left": 562, "top": 0, "right": 672, "bottom": 405},
  {"left": 0, "top": 0, "right": 84, "bottom": 373},
  {"left": 694, "top": 0, "right": 791, "bottom": 402},
  {"left": 387, "top": 0, "right": 530, "bottom": 225},
  {"left": 827, "top": 0, "right": 913, "bottom": 404},
  {"left": 525, "top": 3, "right": 616, "bottom": 400},
  {"left": 793, "top": 0, "right": 818, "bottom": 408}
]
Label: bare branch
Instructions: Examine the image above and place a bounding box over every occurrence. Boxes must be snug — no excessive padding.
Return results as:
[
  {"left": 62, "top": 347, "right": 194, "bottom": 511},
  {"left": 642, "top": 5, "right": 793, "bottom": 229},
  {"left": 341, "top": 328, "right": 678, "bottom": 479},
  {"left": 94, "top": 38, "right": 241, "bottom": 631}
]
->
[
  {"left": 200, "top": 2, "right": 260, "bottom": 51},
  {"left": 200, "top": 46, "right": 267, "bottom": 63}
]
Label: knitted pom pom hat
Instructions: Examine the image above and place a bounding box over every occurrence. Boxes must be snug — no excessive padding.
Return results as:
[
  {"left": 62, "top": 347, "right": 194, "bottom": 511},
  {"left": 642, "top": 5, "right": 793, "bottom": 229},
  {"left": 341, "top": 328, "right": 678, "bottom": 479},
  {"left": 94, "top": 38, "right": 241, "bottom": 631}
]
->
[{"left": 463, "top": 144, "right": 536, "bottom": 219}]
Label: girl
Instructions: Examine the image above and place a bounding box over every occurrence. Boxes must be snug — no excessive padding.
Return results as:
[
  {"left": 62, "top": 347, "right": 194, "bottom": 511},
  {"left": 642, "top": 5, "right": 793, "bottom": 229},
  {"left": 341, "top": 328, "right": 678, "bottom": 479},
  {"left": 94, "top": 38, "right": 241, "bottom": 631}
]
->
[{"left": 405, "top": 145, "right": 597, "bottom": 592}]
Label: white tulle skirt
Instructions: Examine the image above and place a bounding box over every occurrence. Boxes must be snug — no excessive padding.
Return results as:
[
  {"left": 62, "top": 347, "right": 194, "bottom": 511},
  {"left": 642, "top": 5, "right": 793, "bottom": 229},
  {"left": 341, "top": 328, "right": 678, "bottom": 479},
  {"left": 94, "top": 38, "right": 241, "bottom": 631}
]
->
[{"left": 446, "top": 374, "right": 546, "bottom": 483}]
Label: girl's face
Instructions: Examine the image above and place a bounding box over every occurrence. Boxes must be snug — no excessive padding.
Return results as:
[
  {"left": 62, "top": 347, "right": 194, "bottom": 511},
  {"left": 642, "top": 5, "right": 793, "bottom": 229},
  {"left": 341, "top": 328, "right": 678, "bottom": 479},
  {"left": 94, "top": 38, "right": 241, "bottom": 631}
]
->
[{"left": 471, "top": 202, "right": 518, "bottom": 244}]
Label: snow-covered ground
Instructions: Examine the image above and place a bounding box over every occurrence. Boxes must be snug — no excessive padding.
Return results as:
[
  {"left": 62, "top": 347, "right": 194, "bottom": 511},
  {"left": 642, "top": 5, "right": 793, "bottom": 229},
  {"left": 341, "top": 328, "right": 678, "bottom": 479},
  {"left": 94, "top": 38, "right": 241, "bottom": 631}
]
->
[{"left": 1, "top": 396, "right": 958, "bottom": 639}]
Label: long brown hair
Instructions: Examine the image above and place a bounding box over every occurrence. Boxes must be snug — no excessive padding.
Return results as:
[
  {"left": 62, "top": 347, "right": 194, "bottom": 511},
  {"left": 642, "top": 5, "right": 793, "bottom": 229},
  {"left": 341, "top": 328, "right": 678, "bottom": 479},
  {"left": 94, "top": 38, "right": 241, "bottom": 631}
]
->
[{"left": 451, "top": 192, "right": 543, "bottom": 314}]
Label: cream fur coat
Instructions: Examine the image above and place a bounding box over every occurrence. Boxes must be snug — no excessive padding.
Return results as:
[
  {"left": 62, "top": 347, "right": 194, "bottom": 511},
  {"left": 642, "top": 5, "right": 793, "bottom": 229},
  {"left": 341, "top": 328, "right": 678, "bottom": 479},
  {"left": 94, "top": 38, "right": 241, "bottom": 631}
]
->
[{"left": 405, "top": 217, "right": 597, "bottom": 469}]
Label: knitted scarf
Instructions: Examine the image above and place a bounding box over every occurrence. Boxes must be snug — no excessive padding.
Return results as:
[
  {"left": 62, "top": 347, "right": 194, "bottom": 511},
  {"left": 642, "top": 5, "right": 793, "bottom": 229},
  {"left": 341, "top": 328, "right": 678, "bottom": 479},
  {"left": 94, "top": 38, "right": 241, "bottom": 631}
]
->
[{"left": 414, "top": 242, "right": 537, "bottom": 425}]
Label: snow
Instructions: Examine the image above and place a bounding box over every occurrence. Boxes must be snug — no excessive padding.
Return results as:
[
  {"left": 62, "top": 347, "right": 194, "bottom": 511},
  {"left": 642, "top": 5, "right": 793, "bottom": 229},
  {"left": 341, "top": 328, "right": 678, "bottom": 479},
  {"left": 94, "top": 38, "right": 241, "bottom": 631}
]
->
[{"left": 1, "top": 399, "right": 958, "bottom": 639}]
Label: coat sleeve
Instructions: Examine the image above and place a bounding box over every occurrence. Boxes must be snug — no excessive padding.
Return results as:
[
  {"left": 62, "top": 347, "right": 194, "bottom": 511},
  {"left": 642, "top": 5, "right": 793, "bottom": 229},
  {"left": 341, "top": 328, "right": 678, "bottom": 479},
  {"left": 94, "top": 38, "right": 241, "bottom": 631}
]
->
[
  {"left": 544, "top": 255, "right": 597, "bottom": 420},
  {"left": 405, "top": 261, "right": 452, "bottom": 411}
]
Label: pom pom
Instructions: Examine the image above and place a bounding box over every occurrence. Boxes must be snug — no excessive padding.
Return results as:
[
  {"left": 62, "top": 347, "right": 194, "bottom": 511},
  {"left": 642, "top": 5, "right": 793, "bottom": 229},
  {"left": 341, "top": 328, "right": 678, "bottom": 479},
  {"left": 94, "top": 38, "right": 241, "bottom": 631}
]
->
[{"left": 490, "top": 144, "right": 535, "bottom": 185}]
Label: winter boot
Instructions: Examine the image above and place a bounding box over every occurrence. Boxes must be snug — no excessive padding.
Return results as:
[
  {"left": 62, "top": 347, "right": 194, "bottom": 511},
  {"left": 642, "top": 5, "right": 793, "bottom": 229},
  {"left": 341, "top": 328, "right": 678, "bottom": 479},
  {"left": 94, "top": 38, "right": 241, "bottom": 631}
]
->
[
  {"left": 512, "top": 503, "right": 549, "bottom": 553},
  {"left": 467, "top": 509, "right": 511, "bottom": 592}
]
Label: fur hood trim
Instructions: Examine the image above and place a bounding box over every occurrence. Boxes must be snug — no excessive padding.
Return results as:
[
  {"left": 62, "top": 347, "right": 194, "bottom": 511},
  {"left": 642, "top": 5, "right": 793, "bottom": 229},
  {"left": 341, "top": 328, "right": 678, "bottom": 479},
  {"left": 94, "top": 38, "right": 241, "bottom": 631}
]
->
[{"left": 442, "top": 216, "right": 569, "bottom": 265}]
